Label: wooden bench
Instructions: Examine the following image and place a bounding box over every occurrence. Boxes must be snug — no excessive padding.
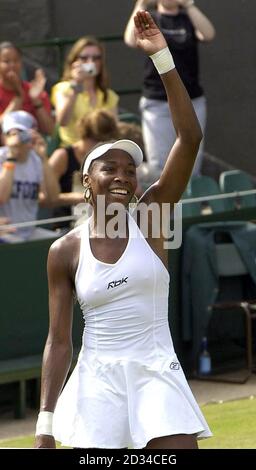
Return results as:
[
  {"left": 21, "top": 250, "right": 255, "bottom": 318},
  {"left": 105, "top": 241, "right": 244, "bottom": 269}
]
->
[
  {"left": 0, "top": 355, "right": 42, "bottom": 418},
  {"left": 0, "top": 352, "right": 80, "bottom": 419}
]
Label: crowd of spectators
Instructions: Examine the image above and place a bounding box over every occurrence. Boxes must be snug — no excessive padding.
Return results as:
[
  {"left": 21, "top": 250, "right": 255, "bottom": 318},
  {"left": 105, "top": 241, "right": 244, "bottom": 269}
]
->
[{"left": 0, "top": 1, "right": 215, "bottom": 242}]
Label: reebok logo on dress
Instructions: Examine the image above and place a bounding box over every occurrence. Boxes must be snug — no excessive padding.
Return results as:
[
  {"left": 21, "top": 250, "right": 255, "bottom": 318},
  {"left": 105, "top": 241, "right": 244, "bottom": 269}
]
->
[{"left": 107, "top": 277, "right": 128, "bottom": 289}]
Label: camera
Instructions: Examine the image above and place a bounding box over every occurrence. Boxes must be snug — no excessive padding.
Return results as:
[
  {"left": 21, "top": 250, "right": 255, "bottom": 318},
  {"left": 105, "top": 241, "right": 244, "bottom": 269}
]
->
[{"left": 80, "top": 62, "right": 97, "bottom": 77}]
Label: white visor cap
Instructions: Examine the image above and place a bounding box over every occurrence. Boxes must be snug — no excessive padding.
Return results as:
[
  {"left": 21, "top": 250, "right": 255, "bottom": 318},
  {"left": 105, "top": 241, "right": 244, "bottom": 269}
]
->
[
  {"left": 2, "top": 110, "right": 37, "bottom": 134},
  {"left": 83, "top": 139, "right": 143, "bottom": 175}
]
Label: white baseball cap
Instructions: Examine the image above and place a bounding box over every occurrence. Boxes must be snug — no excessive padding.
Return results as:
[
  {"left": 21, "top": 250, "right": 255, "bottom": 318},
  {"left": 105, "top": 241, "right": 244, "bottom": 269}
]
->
[
  {"left": 2, "top": 111, "right": 37, "bottom": 134},
  {"left": 83, "top": 139, "right": 143, "bottom": 175}
]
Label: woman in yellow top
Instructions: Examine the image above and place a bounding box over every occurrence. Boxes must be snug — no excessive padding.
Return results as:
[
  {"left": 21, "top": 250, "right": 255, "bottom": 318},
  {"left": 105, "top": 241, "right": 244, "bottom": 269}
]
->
[{"left": 51, "top": 36, "right": 119, "bottom": 147}]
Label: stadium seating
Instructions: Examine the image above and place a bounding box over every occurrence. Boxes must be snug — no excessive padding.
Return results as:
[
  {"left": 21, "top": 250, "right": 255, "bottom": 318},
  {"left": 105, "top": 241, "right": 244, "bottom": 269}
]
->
[{"left": 219, "top": 169, "right": 256, "bottom": 210}]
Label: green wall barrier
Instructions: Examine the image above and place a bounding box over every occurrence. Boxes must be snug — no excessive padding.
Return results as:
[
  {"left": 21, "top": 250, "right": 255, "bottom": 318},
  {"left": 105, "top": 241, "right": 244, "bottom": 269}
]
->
[{"left": 0, "top": 238, "right": 83, "bottom": 361}]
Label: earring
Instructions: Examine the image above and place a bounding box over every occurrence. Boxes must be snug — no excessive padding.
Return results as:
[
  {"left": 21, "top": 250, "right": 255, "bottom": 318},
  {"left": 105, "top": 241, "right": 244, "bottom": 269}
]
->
[
  {"left": 129, "top": 194, "right": 139, "bottom": 206},
  {"left": 129, "top": 194, "right": 139, "bottom": 214},
  {"left": 84, "top": 186, "right": 92, "bottom": 203}
]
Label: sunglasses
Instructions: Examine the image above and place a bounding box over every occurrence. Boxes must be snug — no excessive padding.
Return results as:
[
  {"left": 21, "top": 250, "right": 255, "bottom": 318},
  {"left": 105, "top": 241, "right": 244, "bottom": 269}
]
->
[{"left": 78, "top": 54, "right": 102, "bottom": 61}]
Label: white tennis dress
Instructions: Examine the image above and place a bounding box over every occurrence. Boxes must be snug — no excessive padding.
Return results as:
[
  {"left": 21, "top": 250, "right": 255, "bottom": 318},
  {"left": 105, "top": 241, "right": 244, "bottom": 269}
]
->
[{"left": 52, "top": 214, "right": 212, "bottom": 448}]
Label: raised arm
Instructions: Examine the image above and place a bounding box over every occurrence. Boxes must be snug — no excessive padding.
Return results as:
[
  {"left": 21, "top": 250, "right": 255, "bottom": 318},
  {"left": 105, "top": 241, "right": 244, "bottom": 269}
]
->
[
  {"left": 124, "top": 1, "right": 215, "bottom": 47},
  {"left": 177, "top": 1, "right": 215, "bottom": 41},
  {"left": 53, "top": 64, "right": 85, "bottom": 126},
  {"left": 54, "top": 86, "right": 80, "bottom": 127},
  {"left": 29, "top": 69, "right": 55, "bottom": 135},
  {"left": 31, "top": 132, "right": 60, "bottom": 206},
  {"left": 124, "top": 1, "right": 154, "bottom": 48},
  {"left": 134, "top": 11, "right": 202, "bottom": 205},
  {"left": 35, "top": 238, "right": 75, "bottom": 448}
]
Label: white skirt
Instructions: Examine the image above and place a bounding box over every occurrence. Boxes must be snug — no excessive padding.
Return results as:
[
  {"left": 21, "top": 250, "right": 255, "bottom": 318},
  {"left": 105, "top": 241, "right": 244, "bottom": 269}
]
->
[{"left": 53, "top": 354, "right": 212, "bottom": 448}]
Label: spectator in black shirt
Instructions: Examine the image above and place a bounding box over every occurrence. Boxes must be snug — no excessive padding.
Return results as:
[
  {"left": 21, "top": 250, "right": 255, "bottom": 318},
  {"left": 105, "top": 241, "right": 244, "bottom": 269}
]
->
[{"left": 124, "top": 0, "right": 215, "bottom": 175}]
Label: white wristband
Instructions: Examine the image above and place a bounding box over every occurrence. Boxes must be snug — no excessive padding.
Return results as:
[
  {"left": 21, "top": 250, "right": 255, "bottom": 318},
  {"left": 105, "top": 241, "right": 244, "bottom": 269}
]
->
[
  {"left": 35, "top": 411, "right": 54, "bottom": 437},
  {"left": 149, "top": 47, "right": 175, "bottom": 75}
]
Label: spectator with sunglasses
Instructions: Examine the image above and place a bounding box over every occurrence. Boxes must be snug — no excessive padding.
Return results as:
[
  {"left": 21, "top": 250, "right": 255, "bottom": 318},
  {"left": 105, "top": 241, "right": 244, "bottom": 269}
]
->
[{"left": 51, "top": 37, "right": 119, "bottom": 147}]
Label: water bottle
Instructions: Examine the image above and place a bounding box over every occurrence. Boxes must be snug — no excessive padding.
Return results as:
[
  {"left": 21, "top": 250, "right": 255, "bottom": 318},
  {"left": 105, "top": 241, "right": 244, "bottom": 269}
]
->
[{"left": 199, "top": 336, "right": 211, "bottom": 375}]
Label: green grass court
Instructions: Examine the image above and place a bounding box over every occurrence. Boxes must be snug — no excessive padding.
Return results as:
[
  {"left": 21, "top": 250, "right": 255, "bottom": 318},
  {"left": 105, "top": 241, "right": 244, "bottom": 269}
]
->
[{"left": 0, "top": 398, "right": 255, "bottom": 449}]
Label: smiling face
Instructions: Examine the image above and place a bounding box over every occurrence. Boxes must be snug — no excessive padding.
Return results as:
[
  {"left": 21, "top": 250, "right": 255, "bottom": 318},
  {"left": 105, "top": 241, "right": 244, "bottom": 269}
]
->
[
  {"left": 84, "top": 149, "right": 137, "bottom": 208},
  {"left": 0, "top": 46, "right": 22, "bottom": 83}
]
